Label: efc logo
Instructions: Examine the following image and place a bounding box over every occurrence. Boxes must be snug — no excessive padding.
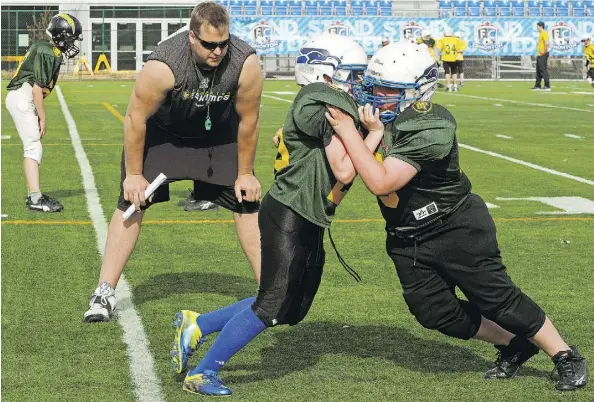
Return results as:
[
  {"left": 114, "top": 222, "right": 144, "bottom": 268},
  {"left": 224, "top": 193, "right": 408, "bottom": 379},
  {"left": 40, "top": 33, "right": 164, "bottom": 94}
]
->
[
  {"left": 550, "top": 21, "right": 579, "bottom": 51},
  {"left": 325, "top": 21, "right": 349, "bottom": 36},
  {"left": 474, "top": 21, "right": 505, "bottom": 51},
  {"left": 249, "top": 20, "right": 280, "bottom": 50},
  {"left": 401, "top": 21, "right": 425, "bottom": 42}
]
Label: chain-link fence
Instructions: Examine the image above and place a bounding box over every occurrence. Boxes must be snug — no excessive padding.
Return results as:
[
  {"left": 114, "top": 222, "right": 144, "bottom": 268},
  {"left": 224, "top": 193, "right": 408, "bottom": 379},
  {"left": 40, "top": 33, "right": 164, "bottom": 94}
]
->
[{"left": 1, "top": 7, "right": 588, "bottom": 81}]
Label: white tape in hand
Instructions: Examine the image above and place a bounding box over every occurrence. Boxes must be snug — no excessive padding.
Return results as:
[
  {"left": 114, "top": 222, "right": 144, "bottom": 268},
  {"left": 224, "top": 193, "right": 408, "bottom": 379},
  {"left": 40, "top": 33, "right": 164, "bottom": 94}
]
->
[{"left": 122, "top": 173, "right": 167, "bottom": 221}]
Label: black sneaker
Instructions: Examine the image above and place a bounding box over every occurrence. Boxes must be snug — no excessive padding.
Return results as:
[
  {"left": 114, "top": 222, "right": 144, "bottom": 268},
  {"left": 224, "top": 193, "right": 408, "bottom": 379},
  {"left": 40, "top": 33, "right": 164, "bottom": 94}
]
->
[
  {"left": 551, "top": 347, "right": 588, "bottom": 391},
  {"left": 531, "top": 86, "right": 542, "bottom": 91},
  {"left": 184, "top": 200, "right": 220, "bottom": 212},
  {"left": 177, "top": 189, "right": 195, "bottom": 207},
  {"left": 484, "top": 336, "right": 539, "bottom": 379},
  {"left": 26, "top": 194, "right": 64, "bottom": 212}
]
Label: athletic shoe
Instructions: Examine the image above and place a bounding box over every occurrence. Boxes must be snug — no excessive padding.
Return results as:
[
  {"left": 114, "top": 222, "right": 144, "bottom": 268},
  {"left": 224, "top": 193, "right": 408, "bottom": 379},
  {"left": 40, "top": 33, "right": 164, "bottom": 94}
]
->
[
  {"left": 26, "top": 194, "right": 64, "bottom": 212},
  {"left": 453, "top": 86, "right": 459, "bottom": 92},
  {"left": 83, "top": 282, "right": 116, "bottom": 323},
  {"left": 531, "top": 86, "right": 542, "bottom": 91},
  {"left": 551, "top": 347, "right": 588, "bottom": 391},
  {"left": 460, "top": 81, "right": 464, "bottom": 87},
  {"left": 183, "top": 370, "right": 232, "bottom": 396},
  {"left": 484, "top": 337, "right": 539, "bottom": 379},
  {"left": 177, "top": 189, "right": 195, "bottom": 207},
  {"left": 542, "top": 87, "right": 551, "bottom": 92},
  {"left": 171, "top": 310, "right": 206, "bottom": 374},
  {"left": 184, "top": 200, "right": 220, "bottom": 212}
]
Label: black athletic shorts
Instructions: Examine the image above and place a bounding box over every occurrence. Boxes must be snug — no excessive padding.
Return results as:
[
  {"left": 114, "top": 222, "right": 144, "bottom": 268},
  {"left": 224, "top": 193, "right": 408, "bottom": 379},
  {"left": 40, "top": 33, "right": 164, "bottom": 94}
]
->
[
  {"left": 443, "top": 61, "right": 458, "bottom": 75},
  {"left": 456, "top": 60, "right": 464, "bottom": 74},
  {"left": 116, "top": 121, "right": 259, "bottom": 214},
  {"left": 587, "top": 68, "right": 594, "bottom": 80},
  {"left": 252, "top": 193, "right": 326, "bottom": 327}
]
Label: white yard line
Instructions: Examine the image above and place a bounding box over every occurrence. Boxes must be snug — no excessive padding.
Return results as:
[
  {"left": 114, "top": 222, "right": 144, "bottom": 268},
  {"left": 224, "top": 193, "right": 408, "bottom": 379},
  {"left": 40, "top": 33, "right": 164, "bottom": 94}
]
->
[
  {"left": 262, "top": 93, "right": 295, "bottom": 103},
  {"left": 445, "top": 92, "right": 594, "bottom": 113},
  {"left": 263, "top": 94, "right": 594, "bottom": 187},
  {"left": 56, "top": 86, "right": 165, "bottom": 402}
]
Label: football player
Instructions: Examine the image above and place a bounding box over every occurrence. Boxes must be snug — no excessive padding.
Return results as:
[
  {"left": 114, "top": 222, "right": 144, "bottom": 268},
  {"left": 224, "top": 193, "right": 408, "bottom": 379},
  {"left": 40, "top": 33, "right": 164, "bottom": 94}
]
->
[
  {"left": 5, "top": 13, "right": 82, "bottom": 212},
  {"left": 437, "top": 28, "right": 459, "bottom": 91},
  {"left": 582, "top": 35, "right": 594, "bottom": 88},
  {"left": 326, "top": 42, "right": 588, "bottom": 392},
  {"left": 454, "top": 31, "right": 467, "bottom": 87},
  {"left": 170, "top": 34, "right": 385, "bottom": 396}
]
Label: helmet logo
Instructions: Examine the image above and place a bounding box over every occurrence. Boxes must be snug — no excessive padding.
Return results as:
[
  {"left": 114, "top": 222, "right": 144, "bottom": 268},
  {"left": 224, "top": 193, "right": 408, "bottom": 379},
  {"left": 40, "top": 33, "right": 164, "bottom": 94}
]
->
[
  {"left": 58, "top": 13, "right": 76, "bottom": 32},
  {"left": 296, "top": 48, "right": 340, "bottom": 69},
  {"left": 412, "top": 101, "right": 432, "bottom": 113}
]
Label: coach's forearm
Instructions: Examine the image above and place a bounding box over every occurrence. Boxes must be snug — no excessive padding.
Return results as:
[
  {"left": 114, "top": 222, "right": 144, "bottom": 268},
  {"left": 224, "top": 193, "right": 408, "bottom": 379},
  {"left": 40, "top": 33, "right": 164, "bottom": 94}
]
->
[
  {"left": 123, "top": 114, "right": 147, "bottom": 176},
  {"left": 237, "top": 120, "right": 259, "bottom": 175},
  {"left": 32, "top": 85, "right": 46, "bottom": 121}
]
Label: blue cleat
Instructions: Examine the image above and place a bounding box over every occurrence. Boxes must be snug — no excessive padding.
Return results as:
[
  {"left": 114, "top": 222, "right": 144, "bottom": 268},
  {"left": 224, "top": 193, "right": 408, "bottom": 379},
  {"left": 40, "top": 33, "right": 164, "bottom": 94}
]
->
[
  {"left": 182, "top": 370, "right": 232, "bottom": 396},
  {"left": 170, "top": 310, "right": 205, "bottom": 374}
]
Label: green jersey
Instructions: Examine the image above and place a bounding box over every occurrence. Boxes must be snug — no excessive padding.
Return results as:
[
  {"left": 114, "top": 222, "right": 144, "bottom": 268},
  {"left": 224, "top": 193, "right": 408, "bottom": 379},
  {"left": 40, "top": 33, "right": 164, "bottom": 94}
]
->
[
  {"left": 269, "top": 82, "right": 360, "bottom": 228},
  {"left": 6, "top": 41, "right": 63, "bottom": 97},
  {"left": 374, "top": 101, "right": 471, "bottom": 234}
]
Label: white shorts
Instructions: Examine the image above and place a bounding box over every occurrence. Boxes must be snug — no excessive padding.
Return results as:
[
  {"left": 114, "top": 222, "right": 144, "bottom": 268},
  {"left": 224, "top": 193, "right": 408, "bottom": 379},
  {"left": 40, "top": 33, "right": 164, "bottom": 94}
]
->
[{"left": 5, "top": 82, "right": 43, "bottom": 163}]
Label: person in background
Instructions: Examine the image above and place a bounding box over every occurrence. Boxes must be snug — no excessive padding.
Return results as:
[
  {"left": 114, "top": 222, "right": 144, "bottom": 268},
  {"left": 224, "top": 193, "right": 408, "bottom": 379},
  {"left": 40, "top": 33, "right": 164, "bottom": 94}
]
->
[
  {"left": 532, "top": 21, "right": 551, "bottom": 92},
  {"left": 581, "top": 35, "right": 594, "bottom": 89},
  {"left": 454, "top": 31, "right": 467, "bottom": 87}
]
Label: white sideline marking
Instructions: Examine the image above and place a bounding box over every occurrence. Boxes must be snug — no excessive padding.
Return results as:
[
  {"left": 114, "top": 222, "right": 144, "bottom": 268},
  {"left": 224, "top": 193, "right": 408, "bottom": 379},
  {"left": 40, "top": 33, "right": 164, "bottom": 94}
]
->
[
  {"left": 264, "top": 91, "right": 297, "bottom": 95},
  {"left": 588, "top": 104, "right": 594, "bottom": 107},
  {"left": 1, "top": 135, "right": 12, "bottom": 140},
  {"left": 495, "top": 134, "right": 513, "bottom": 139},
  {"left": 56, "top": 86, "right": 165, "bottom": 402},
  {"left": 262, "top": 94, "right": 594, "bottom": 187},
  {"left": 572, "top": 92, "right": 594, "bottom": 96},
  {"left": 564, "top": 134, "right": 583, "bottom": 139},
  {"left": 262, "top": 93, "right": 295, "bottom": 103},
  {"left": 493, "top": 103, "right": 504, "bottom": 107},
  {"left": 446, "top": 93, "right": 594, "bottom": 113},
  {"left": 485, "top": 202, "right": 499, "bottom": 209}
]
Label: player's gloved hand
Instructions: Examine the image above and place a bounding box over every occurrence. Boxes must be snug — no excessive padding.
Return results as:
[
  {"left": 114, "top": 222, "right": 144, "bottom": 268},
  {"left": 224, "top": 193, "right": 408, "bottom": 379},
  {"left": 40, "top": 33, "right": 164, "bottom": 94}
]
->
[
  {"left": 325, "top": 106, "right": 358, "bottom": 138},
  {"left": 358, "top": 104, "right": 383, "bottom": 135},
  {"left": 123, "top": 174, "right": 149, "bottom": 211},
  {"left": 235, "top": 173, "right": 261, "bottom": 203}
]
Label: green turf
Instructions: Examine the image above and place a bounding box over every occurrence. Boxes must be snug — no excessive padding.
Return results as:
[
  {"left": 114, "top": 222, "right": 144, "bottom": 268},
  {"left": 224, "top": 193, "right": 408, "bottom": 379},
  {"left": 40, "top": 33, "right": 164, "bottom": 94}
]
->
[{"left": 2, "top": 80, "right": 593, "bottom": 401}]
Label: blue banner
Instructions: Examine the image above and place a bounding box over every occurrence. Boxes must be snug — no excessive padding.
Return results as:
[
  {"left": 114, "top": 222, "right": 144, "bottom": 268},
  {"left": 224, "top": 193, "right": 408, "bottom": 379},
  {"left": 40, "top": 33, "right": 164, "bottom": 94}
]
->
[{"left": 231, "top": 17, "right": 593, "bottom": 56}]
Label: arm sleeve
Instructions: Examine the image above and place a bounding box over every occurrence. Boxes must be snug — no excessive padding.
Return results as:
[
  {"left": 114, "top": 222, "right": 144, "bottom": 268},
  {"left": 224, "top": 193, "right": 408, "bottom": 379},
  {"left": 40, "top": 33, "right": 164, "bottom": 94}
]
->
[
  {"left": 386, "top": 128, "right": 455, "bottom": 172},
  {"left": 32, "top": 54, "right": 57, "bottom": 88},
  {"left": 292, "top": 101, "right": 335, "bottom": 146}
]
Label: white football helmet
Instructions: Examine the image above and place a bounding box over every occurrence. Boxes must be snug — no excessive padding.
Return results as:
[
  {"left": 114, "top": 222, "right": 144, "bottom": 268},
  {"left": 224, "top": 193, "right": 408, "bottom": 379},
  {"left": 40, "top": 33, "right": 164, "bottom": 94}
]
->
[
  {"left": 421, "top": 29, "right": 431, "bottom": 40},
  {"left": 356, "top": 42, "right": 438, "bottom": 123},
  {"left": 295, "top": 34, "right": 368, "bottom": 92},
  {"left": 444, "top": 27, "right": 454, "bottom": 36}
]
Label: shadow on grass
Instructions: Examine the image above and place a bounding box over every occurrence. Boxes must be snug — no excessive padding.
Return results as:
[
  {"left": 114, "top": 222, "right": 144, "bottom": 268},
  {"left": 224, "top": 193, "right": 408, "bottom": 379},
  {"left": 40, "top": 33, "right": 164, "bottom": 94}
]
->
[
  {"left": 222, "top": 322, "right": 550, "bottom": 382},
  {"left": 132, "top": 272, "right": 256, "bottom": 305}
]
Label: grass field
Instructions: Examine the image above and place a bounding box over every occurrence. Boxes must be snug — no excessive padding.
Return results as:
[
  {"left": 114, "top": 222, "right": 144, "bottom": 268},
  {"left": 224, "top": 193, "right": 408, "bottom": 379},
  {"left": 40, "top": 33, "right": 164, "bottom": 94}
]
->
[{"left": 2, "top": 79, "right": 594, "bottom": 402}]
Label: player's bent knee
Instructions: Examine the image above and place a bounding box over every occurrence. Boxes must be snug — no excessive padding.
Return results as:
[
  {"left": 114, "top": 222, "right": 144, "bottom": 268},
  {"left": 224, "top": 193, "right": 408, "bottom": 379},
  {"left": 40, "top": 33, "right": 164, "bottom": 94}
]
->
[
  {"left": 23, "top": 139, "right": 42, "bottom": 163},
  {"left": 408, "top": 298, "right": 481, "bottom": 340}
]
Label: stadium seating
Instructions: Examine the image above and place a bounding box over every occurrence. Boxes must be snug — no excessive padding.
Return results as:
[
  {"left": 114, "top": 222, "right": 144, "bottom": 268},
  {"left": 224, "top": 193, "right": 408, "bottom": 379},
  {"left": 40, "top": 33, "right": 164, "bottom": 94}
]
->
[
  {"left": 527, "top": 0, "right": 542, "bottom": 15},
  {"left": 510, "top": 0, "right": 525, "bottom": 16},
  {"left": 287, "top": 0, "right": 302, "bottom": 15},
  {"left": 274, "top": 0, "right": 288, "bottom": 14},
  {"left": 439, "top": 0, "right": 453, "bottom": 17},
  {"left": 260, "top": 0, "right": 274, "bottom": 15},
  {"left": 334, "top": 0, "right": 348, "bottom": 15},
  {"left": 244, "top": 0, "right": 258, "bottom": 15},
  {"left": 573, "top": 1, "right": 585, "bottom": 15},
  {"left": 556, "top": 0, "right": 570, "bottom": 16},
  {"left": 499, "top": 0, "right": 512, "bottom": 15},
  {"left": 467, "top": 0, "right": 481, "bottom": 15},
  {"left": 229, "top": 0, "right": 243, "bottom": 15},
  {"left": 586, "top": 0, "right": 594, "bottom": 15},
  {"left": 319, "top": 0, "right": 333, "bottom": 14},
  {"left": 542, "top": 0, "right": 555, "bottom": 16},
  {"left": 350, "top": 0, "right": 365, "bottom": 15},
  {"left": 453, "top": 0, "right": 467, "bottom": 16},
  {"left": 378, "top": 0, "right": 393, "bottom": 15},
  {"left": 363, "top": 0, "right": 379, "bottom": 15},
  {"left": 483, "top": 0, "right": 498, "bottom": 15},
  {"left": 305, "top": 0, "right": 319, "bottom": 15}
]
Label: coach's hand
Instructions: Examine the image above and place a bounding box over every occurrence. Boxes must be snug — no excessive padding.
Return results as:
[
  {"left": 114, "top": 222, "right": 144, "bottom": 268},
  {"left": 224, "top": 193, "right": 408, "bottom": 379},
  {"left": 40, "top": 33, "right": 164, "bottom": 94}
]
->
[
  {"left": 235, "top": 173, "right": 261, "bottom": 203},
  {"left": 123, "top": 174, "right": 149, "bottom": 211}
]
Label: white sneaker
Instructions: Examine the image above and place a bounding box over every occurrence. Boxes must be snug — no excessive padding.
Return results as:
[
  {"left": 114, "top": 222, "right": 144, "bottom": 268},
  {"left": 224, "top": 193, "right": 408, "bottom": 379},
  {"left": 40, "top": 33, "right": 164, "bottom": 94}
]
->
[{"left": 83, "top": 282, "right": 117, "bottom": 323}]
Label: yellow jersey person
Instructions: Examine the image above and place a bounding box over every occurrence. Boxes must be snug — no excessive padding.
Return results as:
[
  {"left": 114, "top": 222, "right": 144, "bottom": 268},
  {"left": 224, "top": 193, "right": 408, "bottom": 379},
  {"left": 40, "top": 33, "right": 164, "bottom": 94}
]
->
[
  {"left": 438, "top": 28, "right": 459, "bottom": 92},
  {"left": 417, "top": 29, "right": 439, "bottom": 65},
  {"left": 454, "top": 31, "right": 467, "bottom": 87},
  {"left": 532, "top": 21, "right": 551, "bottom": 91},
  {"left": 581, "top": 35, "right": 594, "bottom": 89}
]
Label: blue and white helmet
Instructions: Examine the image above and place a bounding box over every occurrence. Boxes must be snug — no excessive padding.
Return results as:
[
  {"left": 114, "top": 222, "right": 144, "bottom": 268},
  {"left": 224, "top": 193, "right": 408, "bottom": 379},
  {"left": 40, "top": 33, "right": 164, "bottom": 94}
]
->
[
  {"left": 356, "top": 42, "right": 438, "bottom": 123},
  {"left": 295, "top": 34, "right": 368, "bottom": 92}
]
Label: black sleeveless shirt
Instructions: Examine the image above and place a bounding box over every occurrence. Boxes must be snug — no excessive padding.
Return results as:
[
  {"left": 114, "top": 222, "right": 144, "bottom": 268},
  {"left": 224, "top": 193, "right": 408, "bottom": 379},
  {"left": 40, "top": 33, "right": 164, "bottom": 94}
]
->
[{"left": 147, "top": 32, "right": 255, "bottom": 145}]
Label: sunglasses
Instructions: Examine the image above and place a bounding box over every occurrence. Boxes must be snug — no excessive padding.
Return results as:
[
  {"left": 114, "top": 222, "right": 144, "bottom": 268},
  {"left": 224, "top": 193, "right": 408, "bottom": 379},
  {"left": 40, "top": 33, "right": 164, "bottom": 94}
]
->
[{"left": 194, "top": 34, "right": 230, "bottom": 51}]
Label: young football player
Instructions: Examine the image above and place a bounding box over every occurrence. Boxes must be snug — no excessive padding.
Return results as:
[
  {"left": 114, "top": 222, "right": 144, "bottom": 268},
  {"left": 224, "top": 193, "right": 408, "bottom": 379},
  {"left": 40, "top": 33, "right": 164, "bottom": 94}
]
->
[
  {"left": 327, "top": 42, "right": 588, "bottom": 392},
  {"left": 169, "top": 34, "right": 384, "bottom": 396},
  {"left": 437, "top": 28, "right": 459, "bottom": 92},
  {"left": 582, "top": 35, "right": 594, "bottom": 89},
  {"left": 5, "top": 13, "right": 82, "bottom": 212}
]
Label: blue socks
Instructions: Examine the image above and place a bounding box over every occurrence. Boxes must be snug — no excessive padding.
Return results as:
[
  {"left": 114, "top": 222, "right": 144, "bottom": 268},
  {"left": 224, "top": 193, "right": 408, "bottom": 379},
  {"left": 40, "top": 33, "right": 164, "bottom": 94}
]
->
[
  {"left": 196, "top": 297, "right": 256, "bottom": 336},
  {"left": 190, "top": 305, "right": 266, "bottom": 374}
]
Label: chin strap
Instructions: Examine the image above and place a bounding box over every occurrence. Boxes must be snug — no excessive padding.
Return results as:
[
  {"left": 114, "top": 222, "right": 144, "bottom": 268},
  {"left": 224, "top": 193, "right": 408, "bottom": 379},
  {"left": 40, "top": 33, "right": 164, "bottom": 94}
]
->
[{"left": 328, "top": 227, "right": 362, "bottom": 283}]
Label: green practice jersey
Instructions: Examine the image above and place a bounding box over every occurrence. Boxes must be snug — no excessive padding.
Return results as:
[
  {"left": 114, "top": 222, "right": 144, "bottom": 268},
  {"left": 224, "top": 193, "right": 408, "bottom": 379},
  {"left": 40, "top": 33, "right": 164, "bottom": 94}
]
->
[
  {"left": 374, "top": 101, "right": 471, "bottom": 233},
  {"left": 7, "top": 41, "right": 63, "bottom": 97},
  {"left": 269, "top": 82, "right": 360, "bottom": 228}
]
